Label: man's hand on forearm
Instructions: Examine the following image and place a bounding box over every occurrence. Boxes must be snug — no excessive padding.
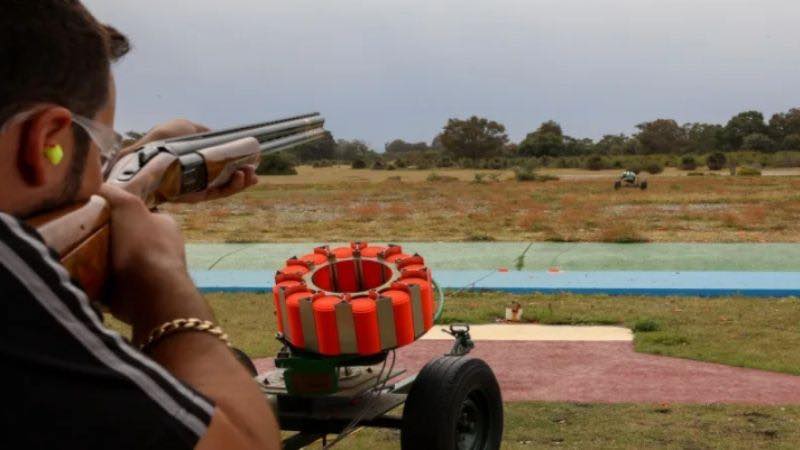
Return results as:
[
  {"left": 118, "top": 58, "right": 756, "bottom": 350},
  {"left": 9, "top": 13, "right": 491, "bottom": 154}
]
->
[
  {"left": 116, "top": 119, "right": 258, "bottom": 203},
  {"left": 98, "top": 183, "right": 279, "bottom": 449},
  {"left": 175, "top": 164, "right": 258, "bottom": 203}
]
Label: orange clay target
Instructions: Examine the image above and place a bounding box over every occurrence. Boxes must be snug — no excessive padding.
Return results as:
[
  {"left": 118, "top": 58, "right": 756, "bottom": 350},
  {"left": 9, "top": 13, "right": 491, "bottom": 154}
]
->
[{"left": 272, "top": 242, "right": 435, "bottom": 356}]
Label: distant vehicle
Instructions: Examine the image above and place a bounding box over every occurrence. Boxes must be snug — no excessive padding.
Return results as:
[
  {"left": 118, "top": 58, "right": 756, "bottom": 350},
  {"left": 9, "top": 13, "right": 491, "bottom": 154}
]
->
[{"left": 614, "top": 170, "right": 648, "bottom": 190}]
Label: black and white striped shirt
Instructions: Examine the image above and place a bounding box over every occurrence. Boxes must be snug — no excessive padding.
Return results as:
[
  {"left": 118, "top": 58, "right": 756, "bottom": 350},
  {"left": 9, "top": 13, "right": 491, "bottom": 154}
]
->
[{"left": 0, "top": 212, "right": 214, "bottom": 449}]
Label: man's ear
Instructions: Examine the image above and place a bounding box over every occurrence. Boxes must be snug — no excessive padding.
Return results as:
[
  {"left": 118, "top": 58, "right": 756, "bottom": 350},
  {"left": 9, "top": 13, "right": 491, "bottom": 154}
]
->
[{"left": 18, "top": 106, "right": 73, "bottom": 186}]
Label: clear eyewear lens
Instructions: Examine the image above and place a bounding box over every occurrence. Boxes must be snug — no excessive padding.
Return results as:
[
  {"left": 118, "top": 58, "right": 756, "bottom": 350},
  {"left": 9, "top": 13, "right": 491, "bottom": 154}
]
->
[{"left": 71, "top": 114, "right": 124, "bottom": 177}]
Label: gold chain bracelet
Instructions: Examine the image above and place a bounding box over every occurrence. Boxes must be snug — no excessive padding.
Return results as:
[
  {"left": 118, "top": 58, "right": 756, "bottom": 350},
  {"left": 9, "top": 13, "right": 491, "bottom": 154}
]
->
[{"left": 140, "top": 318, "right": 230, "bottom": 353}]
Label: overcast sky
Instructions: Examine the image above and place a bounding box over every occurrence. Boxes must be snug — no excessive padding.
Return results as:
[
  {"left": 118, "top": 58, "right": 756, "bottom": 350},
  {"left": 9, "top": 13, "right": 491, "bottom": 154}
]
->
[{"left": 85, "top": 0, "right": 800, "bottom": 150}]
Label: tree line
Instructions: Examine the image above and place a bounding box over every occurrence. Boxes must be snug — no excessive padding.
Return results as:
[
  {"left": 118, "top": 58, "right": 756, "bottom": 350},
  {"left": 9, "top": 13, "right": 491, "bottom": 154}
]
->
[
  {"left": 122, "top": 107, "right": 800, "bottom": 174},
  {"left": 386, "top": 108, "right": 800, "bottom": 161}
]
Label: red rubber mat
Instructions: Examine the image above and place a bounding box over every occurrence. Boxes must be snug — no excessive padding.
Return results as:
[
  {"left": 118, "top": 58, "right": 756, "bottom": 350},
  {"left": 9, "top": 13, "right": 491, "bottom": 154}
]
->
[{"left": 255, "top": 340, "right": 800, "bottom": 404}]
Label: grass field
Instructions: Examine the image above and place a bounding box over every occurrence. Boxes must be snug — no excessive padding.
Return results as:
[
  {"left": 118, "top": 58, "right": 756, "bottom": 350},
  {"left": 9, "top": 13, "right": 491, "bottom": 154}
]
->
[
  {"left": 346, "top": 403, "right": 800, "bottom": 450},
  {"left": 164, "top": 166, "right": 800, "bottom": 243},
  {"left": 204, "top": 291, "right": 800, "bottom": 449},
  {"left": 104, "top": 292, "right": 800, "bottom": 448},
  {"left": 146, "top": 166, "right": 800, "bottom": 448},
  {"left": 186, "top": 291, "right": 800, "bottom": 375},
  {"left": 105, "top": 291, "right": 800, "bottom": 373}
]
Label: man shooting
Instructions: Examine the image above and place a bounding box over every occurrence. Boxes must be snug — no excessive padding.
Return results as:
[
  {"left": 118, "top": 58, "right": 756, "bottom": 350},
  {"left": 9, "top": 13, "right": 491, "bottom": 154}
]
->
[{"left": 1, "top": 1, "right": 279, "bottom": 448}]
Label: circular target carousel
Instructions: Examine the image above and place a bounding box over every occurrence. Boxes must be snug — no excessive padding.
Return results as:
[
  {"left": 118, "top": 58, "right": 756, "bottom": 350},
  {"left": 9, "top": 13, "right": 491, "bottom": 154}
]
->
[{"left": 244, "top": 242, "right": 503, "bottom": 450}]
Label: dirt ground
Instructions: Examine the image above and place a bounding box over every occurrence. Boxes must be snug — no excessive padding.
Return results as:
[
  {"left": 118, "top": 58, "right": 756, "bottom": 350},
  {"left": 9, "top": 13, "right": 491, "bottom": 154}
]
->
[{"left": 165, "top": 166, "right": 800, "bottom": 243}]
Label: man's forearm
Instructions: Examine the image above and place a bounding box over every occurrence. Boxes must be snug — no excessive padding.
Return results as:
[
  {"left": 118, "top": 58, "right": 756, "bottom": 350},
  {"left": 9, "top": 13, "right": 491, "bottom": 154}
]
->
[
  {"left": 149, "top": 330, "right": 279, "bottom": 449},
  {"left": 129, "top": 275, "right": 279, "bottom": 449},
  {"left": 128, "top": 272, "right": 215, "bottom": 346}
]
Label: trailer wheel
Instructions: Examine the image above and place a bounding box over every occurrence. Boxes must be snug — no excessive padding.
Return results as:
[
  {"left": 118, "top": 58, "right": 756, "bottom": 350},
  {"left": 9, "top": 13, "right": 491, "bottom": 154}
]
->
[
  {"left": 401, "top": 356, "right": 503, "bottom": 450},
  {"left": 231, "top": 347, "right": 258, "bottom": 377},
  {"left": 614, "top": 181, "right": 621, "bottom": 190},
  {"left": 640, "top": 180, "right": 648, "bottom": 190}
]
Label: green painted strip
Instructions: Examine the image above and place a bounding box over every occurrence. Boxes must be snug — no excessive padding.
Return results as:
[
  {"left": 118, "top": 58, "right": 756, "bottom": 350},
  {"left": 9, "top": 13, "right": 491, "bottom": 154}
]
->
[{"left": 186, "top": 242, "right": 800, "bottom": 272}]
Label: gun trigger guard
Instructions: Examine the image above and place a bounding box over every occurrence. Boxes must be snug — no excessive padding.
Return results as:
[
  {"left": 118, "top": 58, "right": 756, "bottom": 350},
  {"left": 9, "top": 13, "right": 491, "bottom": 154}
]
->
[{"left": 114, "top": 146, "right": 171, "bottom": 182}]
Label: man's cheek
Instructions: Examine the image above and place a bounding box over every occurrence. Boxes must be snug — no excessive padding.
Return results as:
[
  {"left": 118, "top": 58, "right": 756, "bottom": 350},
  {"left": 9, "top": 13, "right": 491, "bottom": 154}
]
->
[{"left": 77, "top": 156, "right": 104, "bottom": 199}]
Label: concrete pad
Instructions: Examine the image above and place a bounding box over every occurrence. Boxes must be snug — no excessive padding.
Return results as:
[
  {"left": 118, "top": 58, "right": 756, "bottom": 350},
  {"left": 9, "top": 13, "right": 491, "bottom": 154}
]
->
[{"left": 420, "top": 324, "right": 633, "bottom": 342}]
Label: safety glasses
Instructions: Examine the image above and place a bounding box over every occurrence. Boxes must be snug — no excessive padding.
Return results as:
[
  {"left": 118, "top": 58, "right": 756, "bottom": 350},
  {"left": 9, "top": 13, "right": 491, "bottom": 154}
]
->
[
  {"left": 0, "top": 106, "right": 125, "bottom": 179},
  {"left": 70, "top": 114, "right": 125, "bottom": 178}
]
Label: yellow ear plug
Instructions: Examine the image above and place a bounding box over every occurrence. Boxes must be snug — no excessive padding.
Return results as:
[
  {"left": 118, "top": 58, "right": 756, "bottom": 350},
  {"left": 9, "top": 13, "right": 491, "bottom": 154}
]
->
[{"left": 44, "top": 144, "right": 64, "bottom": 165}]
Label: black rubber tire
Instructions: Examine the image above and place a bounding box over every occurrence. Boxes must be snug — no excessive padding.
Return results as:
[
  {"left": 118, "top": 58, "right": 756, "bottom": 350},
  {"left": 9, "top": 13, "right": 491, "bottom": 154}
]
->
[
  {"left": 231, "top": 347, "right": 258, "bottom": 377},
  {"left": 614, "top": 181, "right": 621, "bottom": 190},
  {"left": 640, "top": 180, "right": 648, "bottom": 190},
  {"left": 401, "top": 356, "right": 503, "bottom": 450}
]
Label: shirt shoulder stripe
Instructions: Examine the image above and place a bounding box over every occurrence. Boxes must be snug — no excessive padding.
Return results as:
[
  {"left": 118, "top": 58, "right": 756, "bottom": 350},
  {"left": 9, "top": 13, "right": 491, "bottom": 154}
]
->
[
  {"left": 0, "top": 218, "right": 212, "bottom": 421},
  {"left": 0, "top": 213, "right": 214, "bottom": 437}
]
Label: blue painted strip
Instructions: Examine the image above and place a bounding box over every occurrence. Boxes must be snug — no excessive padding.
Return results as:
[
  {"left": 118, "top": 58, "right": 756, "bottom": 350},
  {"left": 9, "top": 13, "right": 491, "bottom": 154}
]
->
[
  {"left": 192, "top": 270, "right": 273, "bottom": 292},
  {"left": 190, "top": 270, "right": 800, "bottom": 297}
]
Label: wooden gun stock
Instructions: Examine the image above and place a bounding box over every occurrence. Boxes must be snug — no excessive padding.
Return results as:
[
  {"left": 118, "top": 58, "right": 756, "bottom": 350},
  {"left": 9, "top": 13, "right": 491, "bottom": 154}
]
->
[
  {"left": 28, "top": 196, "right": 111, "bottom": 301},
  {"left": 30, "top": 137, "right": 262, "bottom": 303}
]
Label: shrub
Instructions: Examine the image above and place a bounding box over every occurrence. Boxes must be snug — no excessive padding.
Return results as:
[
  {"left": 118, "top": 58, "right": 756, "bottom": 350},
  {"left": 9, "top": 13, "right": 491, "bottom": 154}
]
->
[
  {"left": 783, "top": 134, "right": 800, "bottom": 151},
  {"left": 485, "top": 158, "right": 505, "bottom": 170},
  {"left": 351, "top": 159, "right": 367, "bottom": 169},
  {"left": 706, "top": 152, "right": 727, "bottom": 171},
  {"left": 538, "top": 155, "right": 552, "bottom": 167},
  {"left": 514, "top": 160, "right": 541, "bottom": 181},
  {"left": 312, "top": 159, "right": 336, "bottom": 168},
  {"left": 437, "top": 157, "right": 454, "bottom": 168},
  {"left": 458, "top": 158, "right": 480, "bottom": 169},
  {"left": 394, "top": 158, "right": 408, "bottom": 168},
  {"left": 585, "top": 155, "right": 610, "bottom": 171},
  {"left": 514, "top": 167, "right": 538, "bottom": 181},
  {"left": 371, "top": 160, "right": 386, "bottom": 170},
  {"left": 465, "top": 232, "right": 495, "bottom": 241},
  {"left": 473, "top": 173, "right": 504, "bottom": 184},
  {"left": 633, "top": 319, "right": 661, "bottom": 332},
  {"left": 598, "top": 222, "right": 649, "bottom": 243},
  {"left": 426, "top": 172, "right": 458, "bottom": 182},
  {"left": 742, "top": 133, "right": 775, "bottom": 152},
  {"left": 386, "top": 163, "right": 396, "bottom": 171},
  {"left": 687, "top": 172, "right": 704, "bottom": 176},
  {"left": 255, "top": 153, "right": 297, "bottom": 175},
  {"left": 737, "top": 166, "right": 762, "bottom": 176},
  {"left": 473, "top": 173, "right": 487, "bottom": 184},
  {"left": 679, "top": 155, "right": 697, "bottom": 171},
  {"left": 643, "top": 162, "right": 664, "bottom": 174}
]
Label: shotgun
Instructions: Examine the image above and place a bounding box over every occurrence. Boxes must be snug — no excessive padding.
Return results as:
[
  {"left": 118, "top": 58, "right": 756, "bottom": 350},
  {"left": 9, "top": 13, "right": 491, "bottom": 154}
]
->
[{"left": 28, "top": 112, "right": 326, "bottom": 302}]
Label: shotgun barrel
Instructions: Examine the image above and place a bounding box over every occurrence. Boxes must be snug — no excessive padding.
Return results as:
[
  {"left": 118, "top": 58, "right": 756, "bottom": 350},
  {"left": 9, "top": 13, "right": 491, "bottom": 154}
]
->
[
  {"left": 108, "top": 112, "right": 326, "bottom": 197},
  {"left": 157, "top": 112, "right": 325, "bottom": 155},
  {"left": 31, "top": 112, "right": 327, "bottom": 302}
]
